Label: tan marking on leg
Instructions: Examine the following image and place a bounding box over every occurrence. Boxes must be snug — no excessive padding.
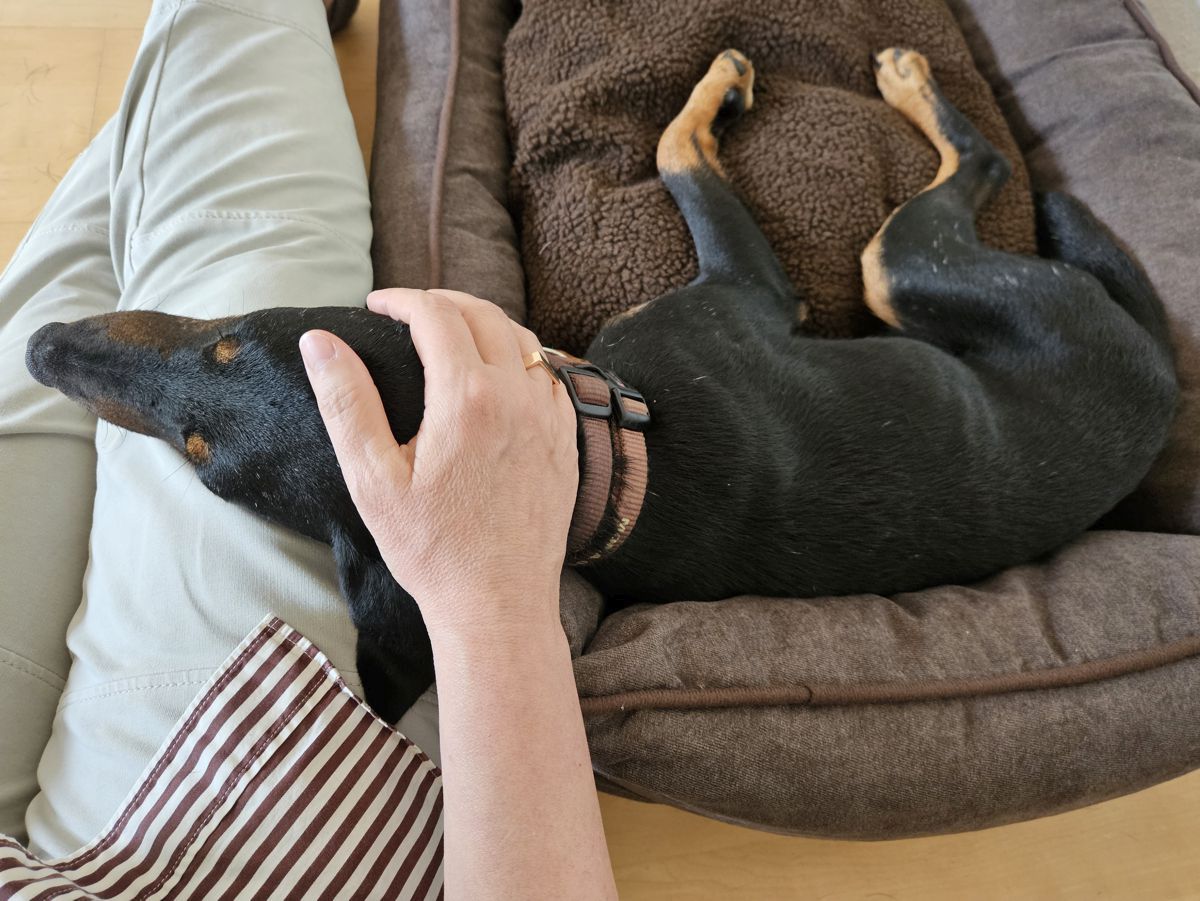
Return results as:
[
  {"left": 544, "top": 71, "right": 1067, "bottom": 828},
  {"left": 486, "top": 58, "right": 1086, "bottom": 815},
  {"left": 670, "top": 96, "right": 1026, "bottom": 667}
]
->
[
  {"left": 861, "top": 49, "right": 960, "bottom": 327},
  {"left": 861, "top": 220, "right": 899, "bottom": 328},
  {"left": 874, "top": 49, "right": 959, "bottom": 188},
  {"left": 657, "top": 49, "right": 754, "bottom": 176}
]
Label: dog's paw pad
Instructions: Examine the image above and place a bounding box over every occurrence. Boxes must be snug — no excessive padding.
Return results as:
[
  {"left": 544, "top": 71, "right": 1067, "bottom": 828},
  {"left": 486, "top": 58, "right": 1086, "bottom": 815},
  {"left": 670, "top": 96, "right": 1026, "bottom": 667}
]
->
[
  {"left": 707, "top": 48, "right": 755, "bottom": 115},
  {"left": 658, "top": 49, "right": 755, "bottom": 174},
  {"left": 873, "top": 48, "right": 933, "bottom": 108}
]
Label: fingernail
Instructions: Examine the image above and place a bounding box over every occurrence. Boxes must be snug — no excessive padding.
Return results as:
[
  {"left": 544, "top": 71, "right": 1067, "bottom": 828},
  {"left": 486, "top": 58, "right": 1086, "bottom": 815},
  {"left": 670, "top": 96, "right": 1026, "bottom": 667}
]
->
[{"left": 299, "top": 331, "right": 336, "bottom": 370}]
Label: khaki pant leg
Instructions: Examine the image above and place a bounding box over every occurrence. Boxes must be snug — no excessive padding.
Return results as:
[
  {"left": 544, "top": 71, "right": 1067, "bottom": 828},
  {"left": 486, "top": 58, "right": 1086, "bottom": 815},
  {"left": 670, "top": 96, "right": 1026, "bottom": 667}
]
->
[
  {"left": 0, "top": 122, "right": 122, "bottom": 844},
  {"left": 22, "top": 0, "right": 438, "bottom": 857}
]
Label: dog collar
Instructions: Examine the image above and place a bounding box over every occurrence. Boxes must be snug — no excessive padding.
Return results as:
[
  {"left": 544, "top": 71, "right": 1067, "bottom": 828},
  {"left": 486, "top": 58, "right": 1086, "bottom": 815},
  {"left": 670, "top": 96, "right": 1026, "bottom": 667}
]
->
[{"left": 541, "top": 348, "right": 650, "bottom": 566}]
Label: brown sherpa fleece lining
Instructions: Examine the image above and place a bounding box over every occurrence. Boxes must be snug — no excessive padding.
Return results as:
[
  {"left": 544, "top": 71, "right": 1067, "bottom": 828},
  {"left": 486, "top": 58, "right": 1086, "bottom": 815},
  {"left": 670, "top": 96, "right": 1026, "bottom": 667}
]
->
[
  {"left": 504, "top": 0, "right": 1038, "bottom": 354},
  {"left": 578, "top": 633, "right": 1200, "bottom": 715},
  {"left": 419, "top": 1, "right": 1198, "bottom": 317}
]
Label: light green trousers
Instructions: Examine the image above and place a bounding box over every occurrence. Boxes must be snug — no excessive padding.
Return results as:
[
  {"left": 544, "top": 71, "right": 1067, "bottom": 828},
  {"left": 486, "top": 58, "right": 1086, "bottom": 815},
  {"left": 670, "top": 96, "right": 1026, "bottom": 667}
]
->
[{"left": 0, "top": 0, "right": 438, "bottom": 857}]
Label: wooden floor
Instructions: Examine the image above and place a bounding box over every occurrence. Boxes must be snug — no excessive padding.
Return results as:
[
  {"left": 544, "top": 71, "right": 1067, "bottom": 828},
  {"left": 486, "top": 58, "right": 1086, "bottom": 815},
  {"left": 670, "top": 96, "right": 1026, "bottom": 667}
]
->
[
  {"left": 4, "top": 1, "right": 1200, "bottom": 897},
  {"left": 0, "top": 0, "right": 379, "bottom": 265}
]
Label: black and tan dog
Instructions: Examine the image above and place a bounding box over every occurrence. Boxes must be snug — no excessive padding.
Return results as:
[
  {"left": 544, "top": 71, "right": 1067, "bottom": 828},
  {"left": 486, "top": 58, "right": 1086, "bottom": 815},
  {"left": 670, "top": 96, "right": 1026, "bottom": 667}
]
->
[{"left": 26, "top": 49, "right": 1177, "bottom": 721}]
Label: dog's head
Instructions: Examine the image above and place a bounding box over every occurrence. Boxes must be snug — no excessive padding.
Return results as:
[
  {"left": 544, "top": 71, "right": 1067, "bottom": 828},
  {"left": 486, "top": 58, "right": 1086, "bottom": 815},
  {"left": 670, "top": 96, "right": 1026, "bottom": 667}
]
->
[
  {"left": 27, "top": 306, "right": 423, "bottom": 540},
  {"left": 26, "top": 306, "right": 432, "bottom": 720}
]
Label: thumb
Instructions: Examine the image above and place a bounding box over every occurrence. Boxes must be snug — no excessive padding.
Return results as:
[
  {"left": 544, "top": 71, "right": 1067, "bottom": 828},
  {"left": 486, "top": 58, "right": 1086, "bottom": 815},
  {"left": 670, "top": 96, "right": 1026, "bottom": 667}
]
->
[{"left": 299, "top": 330, "right": 413, "bottom": 515}]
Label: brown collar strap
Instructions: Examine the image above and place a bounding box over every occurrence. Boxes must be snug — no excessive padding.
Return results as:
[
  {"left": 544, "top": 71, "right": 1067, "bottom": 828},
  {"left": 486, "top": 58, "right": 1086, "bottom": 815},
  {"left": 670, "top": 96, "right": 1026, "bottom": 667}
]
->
[{"left": 541, "top": 348, "right": 651, "bottom": 566}]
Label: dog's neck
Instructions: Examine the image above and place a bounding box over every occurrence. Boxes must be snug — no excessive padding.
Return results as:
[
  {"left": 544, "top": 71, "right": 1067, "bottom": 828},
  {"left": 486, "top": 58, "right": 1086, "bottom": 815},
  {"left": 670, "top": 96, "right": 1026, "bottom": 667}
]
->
[{"left": 542, "top": 348, "right": 651, "bottom": 565}]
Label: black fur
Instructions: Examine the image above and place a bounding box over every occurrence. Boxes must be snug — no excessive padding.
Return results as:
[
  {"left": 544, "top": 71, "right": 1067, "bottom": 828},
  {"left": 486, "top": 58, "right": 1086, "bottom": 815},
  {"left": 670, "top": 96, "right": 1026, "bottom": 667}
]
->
[
  {"left": 24, "top": 63, "right": 1178, "bottom": 721},
  {"left": 26, "top": 307, "right": 434, "bottom": 718}
]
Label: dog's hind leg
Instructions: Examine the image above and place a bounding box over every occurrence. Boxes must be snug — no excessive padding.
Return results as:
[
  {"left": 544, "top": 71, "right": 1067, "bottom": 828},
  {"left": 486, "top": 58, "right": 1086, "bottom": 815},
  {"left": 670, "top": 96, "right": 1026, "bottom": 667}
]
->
[
  {"left": 656, "top": 50, "right": 796, "bottom": 306},
  {"left": 861, "top": 52, "right": 1172, "bottom": 365},
  {"left": 1035, "top": 190, "right": 1172, "bottom": 351},
  {"left": 861, "top": 49, "right": 1016, "bottom": 336}
]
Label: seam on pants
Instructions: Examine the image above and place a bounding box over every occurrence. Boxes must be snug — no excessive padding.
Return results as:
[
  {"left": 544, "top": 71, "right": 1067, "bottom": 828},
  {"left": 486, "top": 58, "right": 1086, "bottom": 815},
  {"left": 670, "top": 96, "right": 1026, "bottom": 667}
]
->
[
  {"left": 0, "top": 229, "right": 35, "bottom": 283},
  {"left": 123, "top": 1, "right": 343, "bottom": 272},
  {"left": 124, "top": 2, "right": 179, "bottom": 270},
  {"left": 0, "top": 214, "right": 54, "bottom": 284},
  {"left": 0, "top": 648, "right": 66, "bottom": 693},
  {"left": 189, "top": 0, "right": 337, "bottom": 62},
  {"left": 0, "top": 144, "right": 106, "bottom": 281},
  {"left": 132, "top": 209, "right": 372, "bottom": 260},
  {"left": 57, "top": 678, "right": 213, "bottom": 711},
  {"left": 20, "top": 223, "right": 111, "bottom": 239},
  {"left": 1, "top": 223, "right": 111, "bottom": 286}
]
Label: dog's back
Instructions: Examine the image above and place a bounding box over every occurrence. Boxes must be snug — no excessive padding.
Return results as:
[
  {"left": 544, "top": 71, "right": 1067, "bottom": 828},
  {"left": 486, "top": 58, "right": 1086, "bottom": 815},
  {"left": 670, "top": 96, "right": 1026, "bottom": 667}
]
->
[
  {"left": 581, "top": 50, "right": 1177, "bottom": 604},
  {"left": 586, "top": 271, "right": 1175, "bottom": 603}
]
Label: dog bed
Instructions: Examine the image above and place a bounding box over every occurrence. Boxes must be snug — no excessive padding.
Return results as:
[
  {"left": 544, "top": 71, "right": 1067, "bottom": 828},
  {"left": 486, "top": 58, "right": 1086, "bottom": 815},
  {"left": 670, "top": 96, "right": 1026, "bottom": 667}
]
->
[{"left": 369, "top": 0, "right": 1200, "bottom": 837}]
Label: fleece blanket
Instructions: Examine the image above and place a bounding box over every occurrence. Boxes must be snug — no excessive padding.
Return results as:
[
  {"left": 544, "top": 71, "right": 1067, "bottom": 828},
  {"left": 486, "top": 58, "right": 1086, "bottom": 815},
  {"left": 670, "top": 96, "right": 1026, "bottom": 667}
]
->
[{"left": 504, "top": 0, "right": 1037, "bottom": 354}]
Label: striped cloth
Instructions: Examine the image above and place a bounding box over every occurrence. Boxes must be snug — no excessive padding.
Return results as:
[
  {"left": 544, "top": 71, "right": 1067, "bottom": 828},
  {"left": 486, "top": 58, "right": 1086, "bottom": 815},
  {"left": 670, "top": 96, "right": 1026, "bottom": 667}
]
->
[{"left": 0, "top": 618, "right": 443, "bottom": 900}]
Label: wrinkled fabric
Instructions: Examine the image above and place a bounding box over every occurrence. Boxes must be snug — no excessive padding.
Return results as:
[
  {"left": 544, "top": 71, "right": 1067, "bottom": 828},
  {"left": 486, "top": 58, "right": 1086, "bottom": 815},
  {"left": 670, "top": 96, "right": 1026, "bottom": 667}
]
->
[{"left": 580, "top": 532, "right": 1200, "bottom": 837}]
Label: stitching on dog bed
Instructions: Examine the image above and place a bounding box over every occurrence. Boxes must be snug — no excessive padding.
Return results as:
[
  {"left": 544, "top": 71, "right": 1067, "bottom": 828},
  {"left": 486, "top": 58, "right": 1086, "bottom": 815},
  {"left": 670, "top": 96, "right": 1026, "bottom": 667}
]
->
[
  {"left": 427, "top": 0, "right": 461, "bottom": 290},
  {"left": 1124, "top": 0, "right": 1200, "bottom": 106},
  {"left": 578, "top": 632, "right": 1200, "bottom": 715}
]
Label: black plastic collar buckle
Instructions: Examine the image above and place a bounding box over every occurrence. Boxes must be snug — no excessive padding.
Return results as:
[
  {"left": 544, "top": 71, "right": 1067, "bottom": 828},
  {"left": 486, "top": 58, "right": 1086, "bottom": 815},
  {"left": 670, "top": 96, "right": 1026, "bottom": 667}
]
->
[{"left": 550, "top": 359, "right": 651, "bottom": 432}]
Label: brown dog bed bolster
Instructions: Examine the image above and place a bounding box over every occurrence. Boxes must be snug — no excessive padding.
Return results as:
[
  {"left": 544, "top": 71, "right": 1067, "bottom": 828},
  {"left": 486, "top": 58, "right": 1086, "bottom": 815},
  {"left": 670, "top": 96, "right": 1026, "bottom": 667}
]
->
[
  {"left": 580, "top": 632, "right": 1200, "bottom": 715},
  {"left": 1123, "top": 0, "right": 1200, "bottom": 105},
  {"left": 372, "top": 0, "right": 525, "bottom": 322},
  {"left": 577, "top": 531, "right": 1200, "bottom": 837},
  {"left": 947, "top": 0, "right": 1200, "bottom": 534}
]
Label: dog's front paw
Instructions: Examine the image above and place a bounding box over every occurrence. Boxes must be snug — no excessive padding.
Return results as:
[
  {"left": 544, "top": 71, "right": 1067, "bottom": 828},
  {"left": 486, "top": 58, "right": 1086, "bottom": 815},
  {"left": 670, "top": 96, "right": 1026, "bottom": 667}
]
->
[
  {"left": 712, "top": 49, "right": 755, "bottom": 118},
  {"left": 873, "top": 48, "right": 934, "bottom": 110},
  {"left": 658, "top": 49, "right": 756, "bottom": 175}
]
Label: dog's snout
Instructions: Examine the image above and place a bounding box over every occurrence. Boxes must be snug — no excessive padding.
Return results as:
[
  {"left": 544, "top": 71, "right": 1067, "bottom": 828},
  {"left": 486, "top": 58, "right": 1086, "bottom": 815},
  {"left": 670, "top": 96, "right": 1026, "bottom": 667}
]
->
[{"left": 25, "top": 321, "right": 69, "bottom": 386}]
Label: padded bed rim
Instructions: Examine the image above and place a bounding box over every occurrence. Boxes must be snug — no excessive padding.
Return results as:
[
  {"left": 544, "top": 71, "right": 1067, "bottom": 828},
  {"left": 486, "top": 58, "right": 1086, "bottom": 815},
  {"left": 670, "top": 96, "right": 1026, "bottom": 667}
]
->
[
  {"left": 1124, "top": 0, "right": 1200, "bottom": 105},
  {"left": 420, "top": 0, "right": 1200, "bottom": 719},
  {"left": 579, "top": 631, "right": 1200, "bottom": 715},
  {"left": 422, "top": 0, "right": 462, "bottom": 292}
]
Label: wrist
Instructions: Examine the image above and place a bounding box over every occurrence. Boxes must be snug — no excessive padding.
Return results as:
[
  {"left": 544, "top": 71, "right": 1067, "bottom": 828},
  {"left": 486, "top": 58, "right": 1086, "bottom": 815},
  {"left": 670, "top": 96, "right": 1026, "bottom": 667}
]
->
[
  {"left": 422, "top": 583, "right": 565, "bottom": 655},
  {"left": 429, "top": 613, "right": 573, "bottom": 693}
]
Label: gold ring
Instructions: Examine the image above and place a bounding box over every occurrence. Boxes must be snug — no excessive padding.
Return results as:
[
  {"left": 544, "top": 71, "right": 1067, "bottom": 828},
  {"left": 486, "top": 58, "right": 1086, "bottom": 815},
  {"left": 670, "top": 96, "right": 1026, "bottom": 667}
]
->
[{"left": 523, "top": 348, "right": 558, "bottom": 381}]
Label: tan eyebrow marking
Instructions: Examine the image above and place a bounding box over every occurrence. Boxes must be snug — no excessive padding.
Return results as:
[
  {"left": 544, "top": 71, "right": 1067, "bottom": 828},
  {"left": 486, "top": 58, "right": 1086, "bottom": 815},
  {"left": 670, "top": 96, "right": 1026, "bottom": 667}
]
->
[
  {"left": 213, "top": 337, "right": 241, "bottom": 364},
  {"left": 102, "top": 312, "right": 238, "bottom": 359},
  {"left": 186, "top": 434, "right": 212, "bottom": 464}
]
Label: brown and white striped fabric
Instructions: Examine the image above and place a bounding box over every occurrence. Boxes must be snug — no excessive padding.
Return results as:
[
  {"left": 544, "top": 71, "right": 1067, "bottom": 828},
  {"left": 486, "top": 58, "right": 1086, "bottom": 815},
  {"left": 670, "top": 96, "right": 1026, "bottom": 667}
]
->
[{"left": 0, "top": 618, "right": 443, "bottom": 900}]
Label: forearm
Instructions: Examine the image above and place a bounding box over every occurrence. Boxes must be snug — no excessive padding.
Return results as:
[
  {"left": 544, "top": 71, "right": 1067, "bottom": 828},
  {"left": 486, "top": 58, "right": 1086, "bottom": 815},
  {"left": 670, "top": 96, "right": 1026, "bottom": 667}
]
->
[{"left": 430, "top": 597, "right": 617, "bottom": 901}]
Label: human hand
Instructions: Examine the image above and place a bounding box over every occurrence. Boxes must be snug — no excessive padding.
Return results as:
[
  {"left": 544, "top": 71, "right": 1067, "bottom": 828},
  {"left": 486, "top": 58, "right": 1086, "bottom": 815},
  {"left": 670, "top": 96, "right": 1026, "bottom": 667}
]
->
[{"left": 298, "top": 288, "right": 579, "bottom": 642}]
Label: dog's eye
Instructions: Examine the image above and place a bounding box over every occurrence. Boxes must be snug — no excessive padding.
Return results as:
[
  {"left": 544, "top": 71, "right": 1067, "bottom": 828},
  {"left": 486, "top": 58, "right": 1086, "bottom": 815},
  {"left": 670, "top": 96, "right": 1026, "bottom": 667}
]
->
[
  {"left": 185, "top": 433, "right": 212, "bottom": 464},
  {"left": 210, "top": 336, "right": 241, "bottom": 364}
]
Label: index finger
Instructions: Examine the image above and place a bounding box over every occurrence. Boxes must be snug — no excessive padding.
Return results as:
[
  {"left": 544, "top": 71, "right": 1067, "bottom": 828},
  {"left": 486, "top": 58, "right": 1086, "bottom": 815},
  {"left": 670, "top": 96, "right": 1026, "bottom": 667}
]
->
[
  {"left": 368, "top": 288, "right": 483, "bottom": 388},
  {"left": 299, "top": 330, "right": 414, "bottom": 523}
]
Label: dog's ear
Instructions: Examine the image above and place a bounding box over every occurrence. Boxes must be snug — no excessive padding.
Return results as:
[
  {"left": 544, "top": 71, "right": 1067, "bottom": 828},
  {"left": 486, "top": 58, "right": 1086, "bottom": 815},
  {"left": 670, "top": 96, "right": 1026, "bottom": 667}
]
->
[{"left": 331, "top": 526, "right": 435, "bottom": 724}]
